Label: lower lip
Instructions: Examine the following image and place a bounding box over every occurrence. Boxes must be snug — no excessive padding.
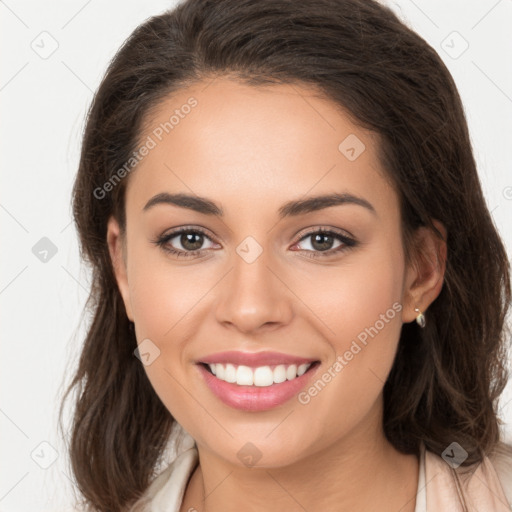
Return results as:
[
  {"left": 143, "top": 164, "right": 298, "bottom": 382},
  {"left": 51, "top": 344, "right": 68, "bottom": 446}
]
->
[{"left": 196, "top": 362, "right": 320, "bottom": 412}]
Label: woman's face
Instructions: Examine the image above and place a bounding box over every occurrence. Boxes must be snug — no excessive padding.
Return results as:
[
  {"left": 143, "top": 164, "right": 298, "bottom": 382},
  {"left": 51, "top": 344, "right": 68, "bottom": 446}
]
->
[{"left": 108, "top": 78, "right": 431, "bottom": 467}]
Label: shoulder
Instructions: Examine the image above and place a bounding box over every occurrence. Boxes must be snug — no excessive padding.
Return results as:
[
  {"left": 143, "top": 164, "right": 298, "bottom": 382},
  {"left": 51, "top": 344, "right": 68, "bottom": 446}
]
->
[
  {"left": 129, "top": 446, "right": 199, "bottom": 512},
  {"left": 487, "top": 441, "right": 512, "bottom": 507},
  {"left": 128, "top": 422, "right": 199, "bottom": 512},
  {"left": 423, "top": 440, "right": 512, "bottom": 509}
]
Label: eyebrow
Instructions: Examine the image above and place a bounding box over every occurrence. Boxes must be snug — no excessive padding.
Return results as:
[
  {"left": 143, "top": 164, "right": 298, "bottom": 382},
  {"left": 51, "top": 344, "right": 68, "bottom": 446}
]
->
[{"left": 142, "top": 192, "right": 377, "bottom": 218}]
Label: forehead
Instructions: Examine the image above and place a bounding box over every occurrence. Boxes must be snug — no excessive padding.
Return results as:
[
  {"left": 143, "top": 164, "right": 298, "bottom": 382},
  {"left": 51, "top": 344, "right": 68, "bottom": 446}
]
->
[{"left": 125, "top": 78, "right": 397, "bottom": 218}]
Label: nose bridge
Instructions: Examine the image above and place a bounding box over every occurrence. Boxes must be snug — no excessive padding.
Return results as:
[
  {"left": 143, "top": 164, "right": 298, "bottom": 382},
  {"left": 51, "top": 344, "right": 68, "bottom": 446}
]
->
[
  {"left": 214, "top": 235, "right": 292, "bottom": 332},
  {"left": 232, "top": 238, "right": 271, "bottom": 292}
]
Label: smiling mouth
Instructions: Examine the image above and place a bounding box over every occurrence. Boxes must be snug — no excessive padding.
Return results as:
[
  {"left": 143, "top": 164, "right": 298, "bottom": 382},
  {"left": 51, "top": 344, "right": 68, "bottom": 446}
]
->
[{"left": 199, "top": 361, "right": 320, "bottom": 387}]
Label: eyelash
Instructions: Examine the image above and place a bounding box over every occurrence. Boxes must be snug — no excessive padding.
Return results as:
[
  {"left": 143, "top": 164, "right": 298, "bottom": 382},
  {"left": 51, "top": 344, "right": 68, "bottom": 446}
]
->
[{"left": 151, "top": 226, "right": 358, "bottom": 260}]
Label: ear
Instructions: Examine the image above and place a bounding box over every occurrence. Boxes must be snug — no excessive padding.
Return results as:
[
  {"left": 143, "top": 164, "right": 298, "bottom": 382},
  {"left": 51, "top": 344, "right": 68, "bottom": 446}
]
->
[
  {"left": 402, "top": 219, "right": 447, "bottom": 324},
  {"left": 106, "top": 216, "right": 134, "bottom": 322}
]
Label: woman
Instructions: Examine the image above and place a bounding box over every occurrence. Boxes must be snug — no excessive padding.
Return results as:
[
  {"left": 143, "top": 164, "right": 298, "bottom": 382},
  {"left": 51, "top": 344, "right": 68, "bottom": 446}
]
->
[{"left": 62, "top": 0, "right": 512, "bottom": 510}]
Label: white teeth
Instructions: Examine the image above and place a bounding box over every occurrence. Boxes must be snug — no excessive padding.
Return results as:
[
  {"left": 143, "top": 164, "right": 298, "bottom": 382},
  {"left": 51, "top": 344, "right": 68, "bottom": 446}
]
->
[
  {"left": 273, "top": 365, "right": 287, "bottom": 384},
  {"left": 297, "top": 364, "right": 309, "bottom": 376},
  {"left": 224, "top": 363, "right": 237, "bottom": 383},
  {"left": 207, "top": 362, "right": 313, "bottom": 386},
  {"left": 286, "top": 364, "right": 297, "bottom": 380},
  {"left": 236, "top": 365, "right": 254, "bottom": 385},
  {"left": 215, "top": 364, "right": 225, "bottom": 380},
  {"left": 254, "top": 366, "right": 273, "bottom": 387}
]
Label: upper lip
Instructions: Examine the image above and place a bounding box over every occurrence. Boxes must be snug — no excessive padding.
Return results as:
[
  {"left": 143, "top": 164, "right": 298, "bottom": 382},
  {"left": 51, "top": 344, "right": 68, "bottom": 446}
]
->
[{"left": 198, "top": 351, "right": 318, "bottom": 367}]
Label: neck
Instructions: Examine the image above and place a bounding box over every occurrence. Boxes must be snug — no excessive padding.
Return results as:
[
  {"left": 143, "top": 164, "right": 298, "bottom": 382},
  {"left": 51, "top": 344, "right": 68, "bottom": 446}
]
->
[{"left": 181, "top": 402, "right": 419, "bottom": 512}]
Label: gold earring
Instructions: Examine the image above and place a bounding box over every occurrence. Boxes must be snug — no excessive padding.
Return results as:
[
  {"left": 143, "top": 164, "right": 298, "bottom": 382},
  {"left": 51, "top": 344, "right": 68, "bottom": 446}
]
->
[{"left": 414, "top": 308, "right": 426, "bottom": 328}]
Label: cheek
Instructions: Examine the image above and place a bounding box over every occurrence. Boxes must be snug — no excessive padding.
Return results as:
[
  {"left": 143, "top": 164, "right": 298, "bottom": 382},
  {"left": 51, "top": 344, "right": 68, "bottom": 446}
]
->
[
  {"left": 323, "top": 231, "right": 404, "bottom": 340},
  {"left": 127, "top": 261, "right": 201, "bottom": 414},
  {"left": 127, "top": 239, "right": 211, "bottom": 341},
  {"left": 326, "top": 260, "right": 403, "bottom": 346},
  {"left": 296, "top": 238, "right": 405, "bottom": 416},
  {"left": 126, "top": 246, "right": 218, "bottom": 409}
]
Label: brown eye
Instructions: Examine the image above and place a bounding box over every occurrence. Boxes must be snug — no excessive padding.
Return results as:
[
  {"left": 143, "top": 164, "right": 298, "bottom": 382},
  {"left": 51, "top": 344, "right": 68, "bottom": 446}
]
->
[
  {"left": 179, "top": 232, "right": 204, "bottom": 251},
  {"left": 310, "top": 233, "right": 336, "bottom": 251},
  {"left": 293, "top": 229, "right": 357, "bottom": 259},
  {"left": 153, "top": 227, "right": 218, "bottom": 258}
]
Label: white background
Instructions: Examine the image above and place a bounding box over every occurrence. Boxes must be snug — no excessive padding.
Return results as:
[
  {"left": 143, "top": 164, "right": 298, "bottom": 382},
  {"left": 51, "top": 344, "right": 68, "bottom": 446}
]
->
[{"left": 1, "top": 0, "right": 511, "bottom": 510}]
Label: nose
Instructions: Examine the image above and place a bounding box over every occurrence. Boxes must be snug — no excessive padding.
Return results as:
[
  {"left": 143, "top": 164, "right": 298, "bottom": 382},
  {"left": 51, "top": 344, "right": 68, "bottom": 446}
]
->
[{"left": 214, "top": 246, "right": 294, "bottom": 334}]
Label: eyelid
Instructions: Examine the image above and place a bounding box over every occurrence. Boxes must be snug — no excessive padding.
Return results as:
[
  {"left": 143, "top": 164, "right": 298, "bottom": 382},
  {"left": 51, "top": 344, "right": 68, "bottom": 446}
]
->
[
  {"left": 291, "top": 227, "right": 357, "bottom": 258},
  {"left": 156, "top": 225, "right": 353, "bottom": 246},
  {"left": 163, "top": 226, "right": 219, "bottom": 248},
  {"left": 159, "top": 225, "right": 217, "bottom": 241},
  {"left": 153, "top": 224, "right": 358, "bottom": 259},
  {"left": 294, "top": 225, "right": 355, "bottom": 242}
]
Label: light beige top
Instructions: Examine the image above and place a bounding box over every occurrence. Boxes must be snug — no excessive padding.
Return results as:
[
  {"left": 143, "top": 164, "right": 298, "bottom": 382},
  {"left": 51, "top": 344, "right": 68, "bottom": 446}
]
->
[{"left": 129, "top": 422, "right": 512, "bottom": 512}]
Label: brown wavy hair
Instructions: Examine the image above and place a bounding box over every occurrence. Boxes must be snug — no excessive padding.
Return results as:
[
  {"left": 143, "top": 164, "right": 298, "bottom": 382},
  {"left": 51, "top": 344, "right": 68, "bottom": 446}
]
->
[{"left": 61, "top": 0, "right": 512, "bottom": 510}]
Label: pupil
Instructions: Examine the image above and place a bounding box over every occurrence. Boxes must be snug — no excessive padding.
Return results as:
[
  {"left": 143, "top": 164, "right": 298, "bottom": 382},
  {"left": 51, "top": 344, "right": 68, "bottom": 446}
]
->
[
  {"left": 181, "top": 232, "right": 203, "bottom": 251},
  {"left": 312, "top": 233, "right": 333, "bottom": 251},
  {"left": 179, "top": 233, "right": 334, "bottom": 252}
]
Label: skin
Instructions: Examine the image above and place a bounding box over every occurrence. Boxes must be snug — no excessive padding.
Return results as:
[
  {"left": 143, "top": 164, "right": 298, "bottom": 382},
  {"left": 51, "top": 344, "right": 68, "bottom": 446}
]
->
[{"left": 107, "top": 77, "right": 447, "bottom": 512}]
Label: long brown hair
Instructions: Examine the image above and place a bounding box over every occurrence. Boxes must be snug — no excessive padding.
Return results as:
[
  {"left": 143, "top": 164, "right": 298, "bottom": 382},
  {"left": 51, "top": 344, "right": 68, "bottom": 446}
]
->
[{"left": 61, "top": 0, "right": 512, "bottom": 510}]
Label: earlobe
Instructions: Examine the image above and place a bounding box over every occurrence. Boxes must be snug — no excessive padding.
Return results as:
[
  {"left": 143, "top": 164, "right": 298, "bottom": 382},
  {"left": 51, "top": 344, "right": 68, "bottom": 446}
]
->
[
  {"left": 402, "top": 219, "right": 447, "bottom": 325},
  {"left": 106, "top": 216, "right": 134, "bottom": 322}
]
